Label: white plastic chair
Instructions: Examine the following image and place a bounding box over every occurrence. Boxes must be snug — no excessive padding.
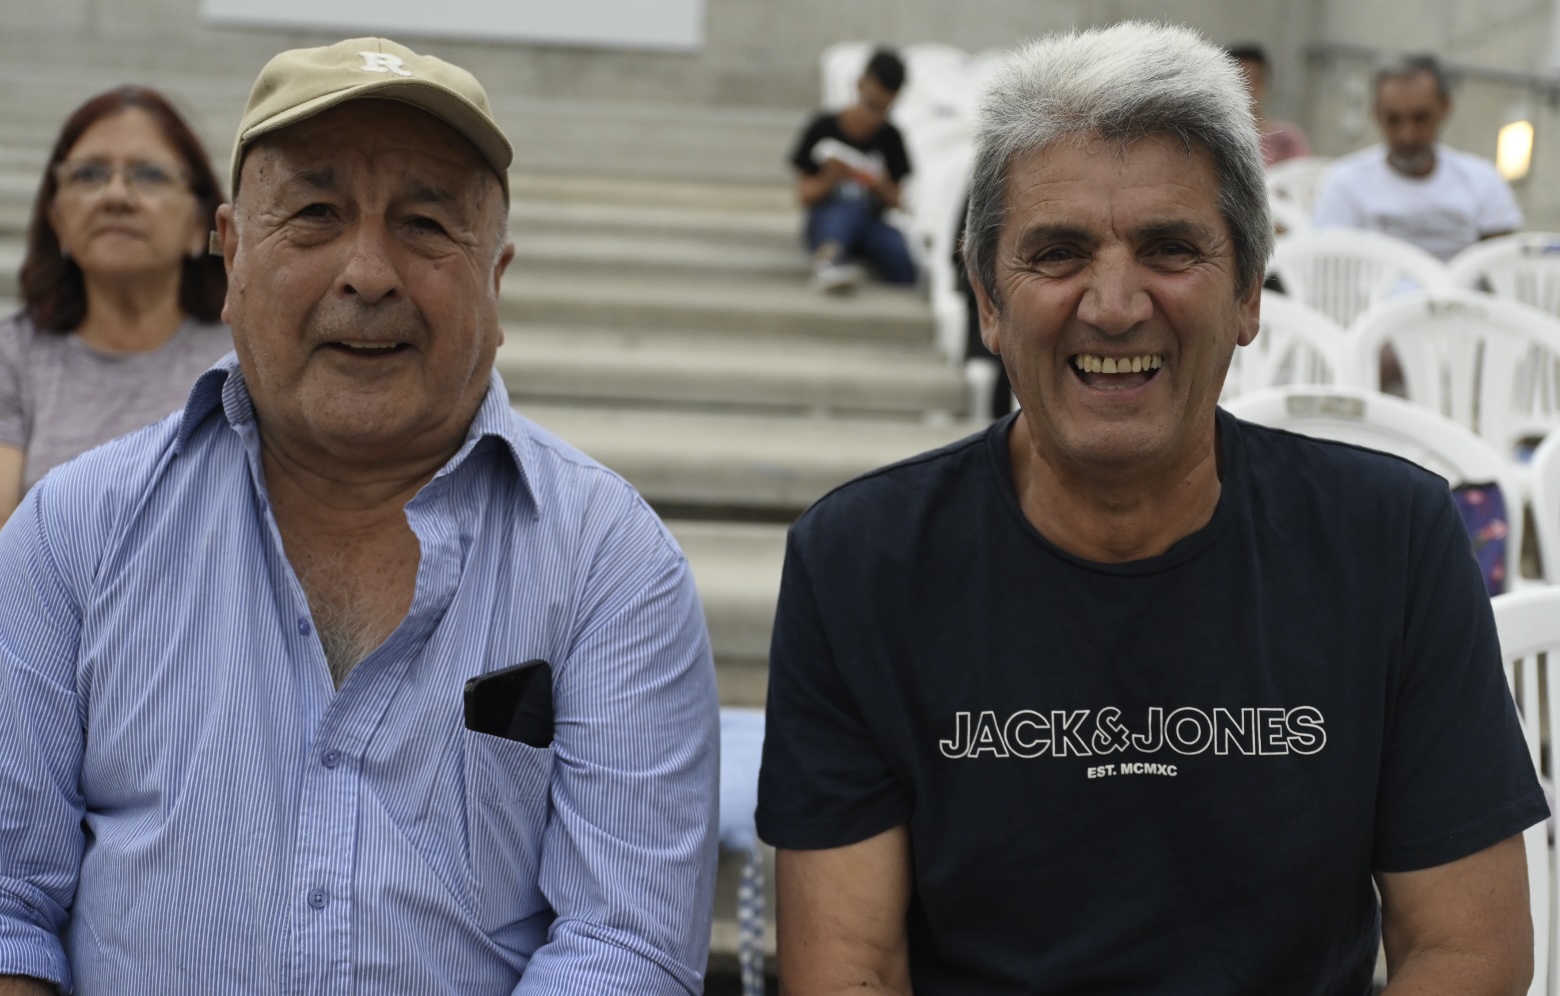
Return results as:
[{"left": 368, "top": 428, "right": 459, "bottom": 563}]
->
[
  {"left": 906, "top": 142, "right": 974, "bottom": 363},
  {"left": 1532, "top": 430, "right": 1560, "bottom": 582},
  {"left": 1226, "top": 385, "right": 1526, "bottom": 591},
  {"left": 1267, "top": 195, "right": 1311, "bottom": 236},
  {"left": 1451, "top": 235, "right": 1560, "bottom": 429},
  {"left": 819, "top": 41, "right": 873, "bottom": 111},
  {"left": 1222, "top": 292, "right": 1351, "bottom": 403},
  {"left": 898, "top": 42, "right": 976, "bottom": 126},
  {"left": 1265, "top": 156, "right": 1334, "bottom": 220},
  {"left": 1344, "top": 289, "right": 1560, "bottom": 459},
  {"left": 1450, "top": 233, "right": 1560, "bottom": 317},
  {"left": 1490, "top": 585, "right": 1560, "bottom": 996},
  {"left": 1269, "top": 228, "right": 1453, "bottom": 329}
]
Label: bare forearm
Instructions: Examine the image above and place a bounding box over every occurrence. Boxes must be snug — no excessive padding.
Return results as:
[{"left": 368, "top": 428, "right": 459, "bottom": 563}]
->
[
  {"left": 1381, "top": 948, "right": 1529, "bottom": 996},
  {"left": 0, "top": 976, "right": 55, "bottom": 995},
  {"left": 781, "top": 982, "right": 908, "bottom": 996}
]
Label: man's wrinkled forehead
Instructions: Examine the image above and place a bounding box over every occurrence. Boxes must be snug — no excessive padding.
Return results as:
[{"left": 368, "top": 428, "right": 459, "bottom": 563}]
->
[{"left": 237, "top": 98, "right": 502, "bottom": 205}]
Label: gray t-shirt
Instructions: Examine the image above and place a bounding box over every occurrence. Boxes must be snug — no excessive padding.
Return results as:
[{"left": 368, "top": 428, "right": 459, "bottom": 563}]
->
[{"left": 0, "top": 312, "right": 232, "bottom": 491}]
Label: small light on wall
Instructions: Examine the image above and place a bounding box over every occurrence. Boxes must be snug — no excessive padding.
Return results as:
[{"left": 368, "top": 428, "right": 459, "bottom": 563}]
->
[{"left": 1498, "top": 119, "right": 1535, "bottom": 181}]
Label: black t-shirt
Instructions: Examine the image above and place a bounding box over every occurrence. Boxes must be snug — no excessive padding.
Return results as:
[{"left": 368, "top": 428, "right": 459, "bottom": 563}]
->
[
  {"left": 757, "top": 410, "right": 1547, "bottom": 995},
  {"left": 789, "top": 111, "right": 911, "bottom": 184}
]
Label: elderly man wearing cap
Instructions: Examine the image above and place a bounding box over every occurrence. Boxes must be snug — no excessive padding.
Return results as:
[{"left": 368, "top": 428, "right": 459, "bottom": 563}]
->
[{"left": 0, "top": 38, "right": 718, "bottom": 996}]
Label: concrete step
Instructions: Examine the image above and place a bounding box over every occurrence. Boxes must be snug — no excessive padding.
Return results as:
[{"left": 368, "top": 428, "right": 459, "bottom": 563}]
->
[
  {"left": 0, "top": 160, "right": 804, "bottom": 247},
  {"left": 0, "top": 242, "right": 19, "bottom": 297},
  {"left": 497, "top": 325, "right": 964, "bottom": 416},
  {"left": 500, "top": 273, "right": 934, "bottom": 344},
  {"left": 510, "top": 230, "right": 808, "bottom": 284},
  {"left": 0, "top": 172, "right": 36, "bottom": 237},
  {"left": 519, "top": 403, "right": 975, "bottom": 514},
  {"left": 0, "top": 64, "right": 803, "bottom": 184},
  {"left": 509, "top": 198, "right": 799, "bottom": 252},
  {"left": 511, "top": 173, "right": 793, "bottom": 213},
  {"left": 668, "top": 520, "right": 787, "bottom": 706}
]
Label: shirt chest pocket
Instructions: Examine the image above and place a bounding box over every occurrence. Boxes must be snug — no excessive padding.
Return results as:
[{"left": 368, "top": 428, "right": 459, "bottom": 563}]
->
[{"left": 462, "top": 728, "right": 554, "bottom": 934}]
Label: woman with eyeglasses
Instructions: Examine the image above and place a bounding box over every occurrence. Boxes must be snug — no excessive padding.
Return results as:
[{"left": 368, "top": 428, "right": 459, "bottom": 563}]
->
[{"left": 0, "top": 85, "right": 232, "bottom": 524}]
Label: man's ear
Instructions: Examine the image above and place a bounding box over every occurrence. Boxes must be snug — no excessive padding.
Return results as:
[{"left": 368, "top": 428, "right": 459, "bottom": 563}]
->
[
  {"left": 493, "top": 241, "right": 515, "bottom": 295},
  {"left": 214, "top": 204, "right": 238, "bottom": 325},
  {"left": 970, "top": 267, "right": 1002, "bottom": 355},
  {"left": 1235, "top": 276, "right": 1262, "bottom": 348}
]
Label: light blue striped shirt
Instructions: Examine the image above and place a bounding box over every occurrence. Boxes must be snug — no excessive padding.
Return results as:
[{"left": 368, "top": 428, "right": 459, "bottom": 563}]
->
[{"left": 0, "top": 357, "right": 719, "bottom": 995}]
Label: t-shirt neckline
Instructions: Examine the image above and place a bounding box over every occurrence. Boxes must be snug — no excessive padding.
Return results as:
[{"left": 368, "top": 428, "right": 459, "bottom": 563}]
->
[
  {"left": 69, "top": 317, "right": 194, "bottom": 362},
  {"left": 984, "top": 408, "right": 1243, "bottom": 576}
]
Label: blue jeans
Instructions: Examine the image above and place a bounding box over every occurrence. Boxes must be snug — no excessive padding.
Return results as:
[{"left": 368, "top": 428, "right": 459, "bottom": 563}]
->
[{"left": 805, "top": 193, "right": 917, "bottom": 285}]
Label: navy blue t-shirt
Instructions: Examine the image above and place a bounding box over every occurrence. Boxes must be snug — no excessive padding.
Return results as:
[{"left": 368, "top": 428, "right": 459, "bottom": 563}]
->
[{"left": 757, "top": 409, "right": 1546, "bottom": 994}]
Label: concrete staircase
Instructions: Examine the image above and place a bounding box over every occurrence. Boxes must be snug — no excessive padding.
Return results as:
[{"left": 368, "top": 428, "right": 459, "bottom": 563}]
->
[
  {"left": 486, "top": 172, "right": 972, "bottom": 701},
  {"left": 0, "top": 78, "right": 981, "bottom": 985}
]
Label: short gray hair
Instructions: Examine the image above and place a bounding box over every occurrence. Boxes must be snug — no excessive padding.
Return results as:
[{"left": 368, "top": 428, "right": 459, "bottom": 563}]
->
[
  {"left": 964, "top": 21, "right": 1272, "bottom": 305},
  {"left": 1374, "top": 54, "right": 1450, "bottom": 103}
]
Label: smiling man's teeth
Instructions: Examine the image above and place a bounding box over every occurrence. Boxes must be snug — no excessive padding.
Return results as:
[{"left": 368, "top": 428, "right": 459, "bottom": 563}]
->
[
  {"left": 340, "top": 341, "right": 397, "bottom": 351},
  {"left": 1071, "top": 353, "right": 1162, "bottom": 374}
]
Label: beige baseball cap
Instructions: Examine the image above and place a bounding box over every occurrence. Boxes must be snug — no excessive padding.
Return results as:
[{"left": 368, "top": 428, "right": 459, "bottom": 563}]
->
[{"left": 230, "top": 37, "right": 512, "bottom": 199}]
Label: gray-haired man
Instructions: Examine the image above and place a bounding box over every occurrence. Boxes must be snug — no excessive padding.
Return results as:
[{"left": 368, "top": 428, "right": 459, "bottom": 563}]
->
[{"left": 758, "top": 22, "right": 1544, "bottom": 994}]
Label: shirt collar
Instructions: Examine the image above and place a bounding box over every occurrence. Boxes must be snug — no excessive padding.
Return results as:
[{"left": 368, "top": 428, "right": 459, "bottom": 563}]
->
[{"left": 174, "top": 355, "right": 540, "bottom": 514}]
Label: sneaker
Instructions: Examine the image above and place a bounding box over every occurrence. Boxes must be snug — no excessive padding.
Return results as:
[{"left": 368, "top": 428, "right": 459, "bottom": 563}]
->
[
  {"left": 810, "top": 240, "right": 861, "bottom": 294},
  {"left": 812, "top": 258, "right": 864, "bottom": 294}
]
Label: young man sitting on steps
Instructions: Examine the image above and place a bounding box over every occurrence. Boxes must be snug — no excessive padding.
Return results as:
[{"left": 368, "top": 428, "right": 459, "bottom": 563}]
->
[{"left": 790, "top": 49, "right": 916, "bottom": 294}]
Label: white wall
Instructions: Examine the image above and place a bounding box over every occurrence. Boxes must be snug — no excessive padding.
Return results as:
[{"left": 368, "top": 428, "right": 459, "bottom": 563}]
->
[
  {"left": 0, "top": 0, "right": 1299, "bottom": 110},
  {"left": 199, "top": 0, "right": 705, "bottom": 52}
]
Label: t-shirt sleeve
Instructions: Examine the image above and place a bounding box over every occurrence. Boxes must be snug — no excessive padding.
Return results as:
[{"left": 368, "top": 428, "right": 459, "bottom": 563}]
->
[
  {"left": 756, "top": 527, "right": 912, "bottom": 850},
  {"left": 1371, "top": 484, "right": 1548, "bottom": 872},
  {"left": 1475, "top": 164, "right": 1524, "bottom": 236},
  {"left": 0, "top": 318, "right": 28, "bottom": 451},
  {"left": 882, "top": 125, "right": 911, "bottom": 182},
  {"left": 790, "top": 115, "right": 829, "bottom": 176}
]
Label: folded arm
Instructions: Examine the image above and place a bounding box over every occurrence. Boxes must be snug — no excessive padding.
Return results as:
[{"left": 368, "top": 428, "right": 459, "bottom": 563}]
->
[{"left": 1377, "top": 833, "right": 1532, "bottom": 995}]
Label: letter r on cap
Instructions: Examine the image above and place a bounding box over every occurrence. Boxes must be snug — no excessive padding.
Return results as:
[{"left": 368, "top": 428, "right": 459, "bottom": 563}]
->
[{"left": 358, "top": 52, "right": 413, "bottom": 77}]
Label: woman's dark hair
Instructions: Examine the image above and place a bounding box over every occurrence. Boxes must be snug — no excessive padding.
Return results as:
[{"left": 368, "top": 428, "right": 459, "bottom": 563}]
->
[{"left": 19, "top": 85, "right": 227, "bottom": 332}]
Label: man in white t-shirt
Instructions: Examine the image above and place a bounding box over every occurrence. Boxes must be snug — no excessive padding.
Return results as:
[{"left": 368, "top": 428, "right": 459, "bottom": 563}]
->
[{"left": 1312, "top": 55, "right": 1522, "bottom": 261}]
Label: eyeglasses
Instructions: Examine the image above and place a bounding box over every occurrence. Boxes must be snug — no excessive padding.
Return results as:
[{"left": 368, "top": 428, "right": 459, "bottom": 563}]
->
[{"left": 54, "top": 158, "right": 190, "bottom": 198}]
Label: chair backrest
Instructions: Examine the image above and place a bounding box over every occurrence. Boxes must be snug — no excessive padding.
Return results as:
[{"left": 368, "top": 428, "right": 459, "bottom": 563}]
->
[
  {"left": 820, "top": 41, "right": 873, "bottom": 111},
  {"left": 1532, "top": 430, "right": 1560, "bottom": 582},
  {"left": 1225, "top": 385, "right": 1526, "bottom": 590},
  {"left": 1489, "top": 586, "right": 1560, "bottom": 996},
  {"left": 1267, "top": 195, "right": 1311, "bottom": 236},
  {"left": 1265, "top": 155, "right": 1334, "bottom": 220},
  {"left": 1449, "top": 232, "right": 1560, "bottom": 318},
  {"left": 1222, "top": 292, "right": 1351, "bottom": 403},
  {"left": 1344, "top": 289, "right": 1560, "bottom": 457},
  {"left": 1269, "top": 228, "right": 1453, "bottom": 328},
  {"left": 898, "top": 42, "right": 976, "bottom": 124},
  {"left": 906, "top": 142, "right": 975, "bottom": 362}
]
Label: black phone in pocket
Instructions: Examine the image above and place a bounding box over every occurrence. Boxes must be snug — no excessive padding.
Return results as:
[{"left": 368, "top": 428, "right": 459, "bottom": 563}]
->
[{"left": 464, "top": 659, "right": 554, "bottom": 748}]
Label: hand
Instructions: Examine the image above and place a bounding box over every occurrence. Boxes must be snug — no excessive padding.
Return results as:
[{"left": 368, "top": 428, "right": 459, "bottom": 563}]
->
[{"left": 818, "top": 157, "right": 853, "bottom": 183}]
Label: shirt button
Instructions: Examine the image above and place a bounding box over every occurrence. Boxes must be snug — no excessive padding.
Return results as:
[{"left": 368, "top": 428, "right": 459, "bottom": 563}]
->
[
  {"left": 298, "top": 618, "right": 312, "bottom": 637},
  {"left": 321, "top": 749, "right": 341, "bottom": 769},
  {"left": 307, "top": 889, "right": 328, "bottom": 909}
]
